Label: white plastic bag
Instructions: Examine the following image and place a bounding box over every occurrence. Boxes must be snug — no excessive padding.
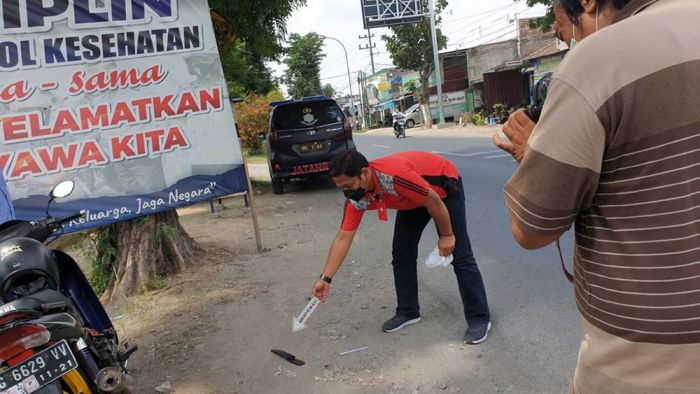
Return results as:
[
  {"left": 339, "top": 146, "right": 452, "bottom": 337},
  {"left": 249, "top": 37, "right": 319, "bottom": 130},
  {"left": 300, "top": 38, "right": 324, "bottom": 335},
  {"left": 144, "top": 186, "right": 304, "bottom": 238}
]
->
[{"left": 425, "top": 246, "right": 453, "bottom": 268}]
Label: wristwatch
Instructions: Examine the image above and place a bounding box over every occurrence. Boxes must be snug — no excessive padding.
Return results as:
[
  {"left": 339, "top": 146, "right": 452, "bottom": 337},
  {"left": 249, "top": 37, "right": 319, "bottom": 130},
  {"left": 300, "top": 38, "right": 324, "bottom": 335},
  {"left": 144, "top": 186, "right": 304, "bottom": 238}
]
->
[{"left": 319, "top": 274, "right": 332, "bottom": 284}]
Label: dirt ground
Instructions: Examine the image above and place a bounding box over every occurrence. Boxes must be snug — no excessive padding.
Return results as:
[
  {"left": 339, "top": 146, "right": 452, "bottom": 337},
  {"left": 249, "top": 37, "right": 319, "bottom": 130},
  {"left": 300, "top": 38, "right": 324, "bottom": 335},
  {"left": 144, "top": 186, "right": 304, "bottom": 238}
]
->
[{"left": 73, "top": 124, "right": 560, "bottom": 393}]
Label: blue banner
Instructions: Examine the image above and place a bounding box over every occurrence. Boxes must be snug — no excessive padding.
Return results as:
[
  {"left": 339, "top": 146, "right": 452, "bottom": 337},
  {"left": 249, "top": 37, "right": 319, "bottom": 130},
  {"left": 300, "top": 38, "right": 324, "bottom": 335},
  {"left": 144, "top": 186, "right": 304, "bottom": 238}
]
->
[{"left": 0, "top": 0, "right": 248, "bottom": 231}]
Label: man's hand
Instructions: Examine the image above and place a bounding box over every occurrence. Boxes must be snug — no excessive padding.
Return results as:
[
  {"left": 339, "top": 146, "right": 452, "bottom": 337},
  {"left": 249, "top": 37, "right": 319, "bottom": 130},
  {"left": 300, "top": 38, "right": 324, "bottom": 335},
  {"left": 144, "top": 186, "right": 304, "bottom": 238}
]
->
[
  {"left": 438, "top": 234, "right": 456, "bottom": 257},
  {"left": 312, "top": 279, "right": 331, "bottom": 302},
  {"left": 493, "top": 109, "right": 536, "bottom": 163}
]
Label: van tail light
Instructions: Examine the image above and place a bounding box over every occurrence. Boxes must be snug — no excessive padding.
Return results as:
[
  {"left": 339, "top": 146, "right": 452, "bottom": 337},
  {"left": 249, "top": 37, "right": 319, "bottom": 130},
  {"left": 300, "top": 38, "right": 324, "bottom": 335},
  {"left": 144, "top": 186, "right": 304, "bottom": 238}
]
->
[
  {"left": 274, "top": 164, "right": 282, "bottom": 172},
  {"left": 0, "top": 324, "right": 51, "bottom": 364}
]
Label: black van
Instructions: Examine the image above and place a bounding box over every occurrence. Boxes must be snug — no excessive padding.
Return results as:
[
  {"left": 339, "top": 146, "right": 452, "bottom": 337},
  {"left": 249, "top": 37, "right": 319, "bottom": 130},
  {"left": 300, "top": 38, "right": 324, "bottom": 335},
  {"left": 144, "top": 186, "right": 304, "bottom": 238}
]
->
[{"left": 266, "top": 96, "right": 356, "bottom": 194}]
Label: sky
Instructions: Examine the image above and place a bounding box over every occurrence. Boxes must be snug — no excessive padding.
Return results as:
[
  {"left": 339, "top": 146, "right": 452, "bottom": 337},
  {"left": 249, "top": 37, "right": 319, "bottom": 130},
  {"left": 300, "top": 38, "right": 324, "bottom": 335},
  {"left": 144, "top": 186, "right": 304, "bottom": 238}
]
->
[{"left": 269, "top": 0, "right": 547, "bottom": 97}]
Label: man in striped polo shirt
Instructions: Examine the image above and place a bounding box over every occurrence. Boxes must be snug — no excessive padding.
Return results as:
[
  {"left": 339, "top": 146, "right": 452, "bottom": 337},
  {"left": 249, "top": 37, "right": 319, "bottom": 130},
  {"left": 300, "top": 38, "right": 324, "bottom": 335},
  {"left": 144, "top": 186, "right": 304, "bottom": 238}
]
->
[
  {"left": 494, "top": 0, "right": 700, "bottom": 392},
  {"left": 311, "top": 151, "right": 491, "bottom": 344}
]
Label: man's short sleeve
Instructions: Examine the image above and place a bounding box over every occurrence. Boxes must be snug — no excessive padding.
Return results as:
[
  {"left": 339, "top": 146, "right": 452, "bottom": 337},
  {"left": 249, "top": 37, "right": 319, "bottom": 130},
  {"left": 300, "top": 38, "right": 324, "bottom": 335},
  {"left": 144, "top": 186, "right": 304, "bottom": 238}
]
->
[
  {"left": 504, "top": 78, "right": 605, "bottom": 235},
  {"left": 340, "top": 200, "right": 365, "bottom": 231},
  {"left": 393, "top": 169, "right": 431, "bottom": 205}
]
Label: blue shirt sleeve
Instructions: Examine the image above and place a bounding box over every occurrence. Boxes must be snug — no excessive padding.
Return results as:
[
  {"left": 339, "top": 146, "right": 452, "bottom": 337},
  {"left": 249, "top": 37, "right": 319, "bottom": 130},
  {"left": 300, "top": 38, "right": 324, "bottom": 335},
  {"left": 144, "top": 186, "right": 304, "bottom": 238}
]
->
[{"left": 0, "top": 174, "right": 15, "bottom": 223}]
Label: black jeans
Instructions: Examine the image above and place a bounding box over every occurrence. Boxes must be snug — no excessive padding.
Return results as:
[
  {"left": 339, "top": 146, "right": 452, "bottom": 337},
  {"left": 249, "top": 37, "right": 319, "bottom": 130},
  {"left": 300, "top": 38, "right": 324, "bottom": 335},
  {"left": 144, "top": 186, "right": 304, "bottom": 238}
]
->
[{"left": 391, "top": 178, "right": 490, "bottom": 325}]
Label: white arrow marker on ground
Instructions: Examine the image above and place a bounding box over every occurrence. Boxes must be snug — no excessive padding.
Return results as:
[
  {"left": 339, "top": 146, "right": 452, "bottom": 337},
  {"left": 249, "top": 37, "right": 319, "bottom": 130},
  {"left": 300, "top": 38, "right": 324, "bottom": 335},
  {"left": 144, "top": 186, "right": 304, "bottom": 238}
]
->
[{"left": 292, "top": 297, "right": 320, "bottom": 332}]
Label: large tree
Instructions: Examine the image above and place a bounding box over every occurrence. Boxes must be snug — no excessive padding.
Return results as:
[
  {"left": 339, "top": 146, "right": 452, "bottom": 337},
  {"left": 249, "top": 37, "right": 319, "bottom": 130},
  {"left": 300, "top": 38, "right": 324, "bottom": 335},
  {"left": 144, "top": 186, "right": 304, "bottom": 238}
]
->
[
  {"left": 382, "top": 0, "right": 447, "bottom": 127},
  {"left": 322, "top": 84, "right": 336, "bottom": 99},
  {"left": 526, "top": 0, "right": 556, "bottom": 31},
  {"left": 284, "top": 33, "right": 326, "bottom": 99},
  {"left": 97, "top": 0, "right": 306, "bottom": 303},
  {"left": 209, "top": 0, "right": 306, "bottom": 96}
]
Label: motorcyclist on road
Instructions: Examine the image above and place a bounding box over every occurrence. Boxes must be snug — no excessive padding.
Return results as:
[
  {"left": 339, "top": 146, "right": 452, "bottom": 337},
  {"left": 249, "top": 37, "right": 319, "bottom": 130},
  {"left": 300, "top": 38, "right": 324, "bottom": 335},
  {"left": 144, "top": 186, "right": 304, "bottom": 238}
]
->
[{"left": 392, "top": 108, "right": 405, "bottom": 132}]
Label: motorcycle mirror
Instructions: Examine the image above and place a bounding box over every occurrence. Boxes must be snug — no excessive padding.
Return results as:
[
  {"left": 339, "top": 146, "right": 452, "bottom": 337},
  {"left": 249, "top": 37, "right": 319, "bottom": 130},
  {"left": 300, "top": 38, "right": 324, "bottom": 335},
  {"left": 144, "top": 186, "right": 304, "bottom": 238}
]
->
[{"left": 50, "top": 181, "right": 75, "bottom": 199}]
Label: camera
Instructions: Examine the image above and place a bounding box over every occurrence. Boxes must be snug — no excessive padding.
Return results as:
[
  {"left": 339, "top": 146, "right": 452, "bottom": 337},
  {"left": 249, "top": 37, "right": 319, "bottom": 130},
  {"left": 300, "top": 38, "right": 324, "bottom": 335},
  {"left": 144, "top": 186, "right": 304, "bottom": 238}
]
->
[{"left": 527, "top": 72, "right": 553, "bottom": 123}]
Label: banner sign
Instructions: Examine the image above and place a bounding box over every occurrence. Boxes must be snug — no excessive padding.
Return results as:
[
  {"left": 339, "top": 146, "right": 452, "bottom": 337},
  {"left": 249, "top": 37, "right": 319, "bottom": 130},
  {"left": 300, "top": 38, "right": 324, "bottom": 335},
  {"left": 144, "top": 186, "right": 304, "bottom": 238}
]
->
[
  {"left": 429, "top": 91, "right": 467, "bottom": 118},
  {"left": 0, "top": 0, "right": 247, "bottom": 232}
]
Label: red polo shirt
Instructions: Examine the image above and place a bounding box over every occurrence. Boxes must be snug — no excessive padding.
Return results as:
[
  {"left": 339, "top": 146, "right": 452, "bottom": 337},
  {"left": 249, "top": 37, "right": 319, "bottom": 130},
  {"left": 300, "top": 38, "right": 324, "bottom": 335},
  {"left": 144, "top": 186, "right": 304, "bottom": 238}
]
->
[{"left": 340, "top": 151, "right": 460, "bottom": 231}]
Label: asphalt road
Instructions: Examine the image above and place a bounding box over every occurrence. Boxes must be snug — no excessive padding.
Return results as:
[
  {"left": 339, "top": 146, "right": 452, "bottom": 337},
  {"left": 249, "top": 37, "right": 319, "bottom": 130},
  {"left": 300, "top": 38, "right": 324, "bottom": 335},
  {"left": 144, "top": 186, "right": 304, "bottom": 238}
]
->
[{"left": 354, "top": 131, "right": 582, "bottom": 391}]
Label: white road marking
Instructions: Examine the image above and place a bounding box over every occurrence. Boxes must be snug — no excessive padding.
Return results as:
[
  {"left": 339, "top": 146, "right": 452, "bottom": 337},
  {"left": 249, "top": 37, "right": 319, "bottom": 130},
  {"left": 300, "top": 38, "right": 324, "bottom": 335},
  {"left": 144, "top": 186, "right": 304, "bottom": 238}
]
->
[
  {"left": 432, "top": 149, "right": 504, "bottom": 157},
  {"left": 484, "top": 154, "right": 513, "bottom": 159},
  {"left": 372, "top": 144, "right": 391, "bottom": 149}
]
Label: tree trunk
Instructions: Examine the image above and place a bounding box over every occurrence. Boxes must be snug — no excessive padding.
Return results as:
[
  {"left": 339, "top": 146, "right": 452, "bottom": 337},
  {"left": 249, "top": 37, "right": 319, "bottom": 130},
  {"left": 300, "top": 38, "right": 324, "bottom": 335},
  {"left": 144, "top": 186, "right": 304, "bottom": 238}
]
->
[
  {"left": 420, "top": 69, "right": 433, "bottom": 128},
  {"left": 100, "top": 210, "right": 202, "bottom": 304}
]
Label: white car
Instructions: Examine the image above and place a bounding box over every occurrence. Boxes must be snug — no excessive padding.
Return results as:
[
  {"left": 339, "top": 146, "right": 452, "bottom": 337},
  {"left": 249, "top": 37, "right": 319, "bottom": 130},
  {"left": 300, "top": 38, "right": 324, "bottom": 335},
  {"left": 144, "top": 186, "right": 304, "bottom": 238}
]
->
[{"left": 402, "top": 103, "right": 423, "bottom": 128}]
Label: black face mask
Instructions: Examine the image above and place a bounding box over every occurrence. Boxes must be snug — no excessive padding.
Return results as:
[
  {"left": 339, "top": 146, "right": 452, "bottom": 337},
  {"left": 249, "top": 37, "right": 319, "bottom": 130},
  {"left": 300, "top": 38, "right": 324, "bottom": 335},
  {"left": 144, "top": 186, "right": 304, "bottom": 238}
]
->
[{"left": 344, "top": 187, "right": 365, "bottom": 202}]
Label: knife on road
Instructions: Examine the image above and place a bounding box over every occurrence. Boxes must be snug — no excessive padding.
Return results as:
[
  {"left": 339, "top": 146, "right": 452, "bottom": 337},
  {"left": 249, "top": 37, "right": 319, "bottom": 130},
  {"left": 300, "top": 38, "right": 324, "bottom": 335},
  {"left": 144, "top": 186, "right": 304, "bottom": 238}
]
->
[{"left": 270, "top": 349, "right": 305, "bottom": 366}]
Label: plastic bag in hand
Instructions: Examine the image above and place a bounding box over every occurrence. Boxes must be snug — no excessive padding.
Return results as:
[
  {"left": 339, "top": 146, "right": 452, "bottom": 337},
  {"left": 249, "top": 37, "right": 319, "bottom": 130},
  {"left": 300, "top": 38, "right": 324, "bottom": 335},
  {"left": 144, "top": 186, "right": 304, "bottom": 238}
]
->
[{"left": 425, "top": 246, "right": 453, "bottom": 268}]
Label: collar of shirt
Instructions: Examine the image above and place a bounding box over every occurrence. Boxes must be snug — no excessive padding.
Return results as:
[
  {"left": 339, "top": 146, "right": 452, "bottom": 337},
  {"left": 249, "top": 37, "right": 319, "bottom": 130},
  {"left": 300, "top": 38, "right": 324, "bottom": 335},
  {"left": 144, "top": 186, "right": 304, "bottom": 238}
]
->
[{"left": 613, "top": 0, "right": 661, "bottom": 23}]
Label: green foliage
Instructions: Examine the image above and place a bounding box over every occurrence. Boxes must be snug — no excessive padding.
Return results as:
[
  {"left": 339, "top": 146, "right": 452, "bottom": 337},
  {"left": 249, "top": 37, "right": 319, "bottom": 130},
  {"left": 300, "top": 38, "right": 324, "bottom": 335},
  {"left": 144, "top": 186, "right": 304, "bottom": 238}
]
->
[
  {"left": 266, "top": 88, "right": 286, "bottom": 102},
  {"left": 142, "top": 275, "right": 167, "bottom": 292},
  {"left": 382, "top": 0, "right": 447, "bottom": 110},
  {"left": 219, "top": 40, "right": 276, "bottom": 97},
  {"left": 235, "top": 94, "right": 272, "bottom": 154},
  {"left": 526, "top": 0, "right": 556, "bottom": 31},
  {"left": 209, "top": 0, "right": 307, "bottom": 61},
  {"left": 321, "top": 84, "right": 336, "bottom": 99},
  {"left": 284, "top": 33, "right": 326, "bottom": 99},
  {"left": 469, "top": 112, "right": 485, "bottom": 126},
  {"left": 150, "top": 223, "right": 179, "bottom": 242},
  {"left": 209, "top": 0, "right": 306, "bottom": 96},
  {"left": 403, "top": 80, "right": 421, "bottom": 101},
  {"left": 86, "top": 226, "right": 116, "bottom": 295}
]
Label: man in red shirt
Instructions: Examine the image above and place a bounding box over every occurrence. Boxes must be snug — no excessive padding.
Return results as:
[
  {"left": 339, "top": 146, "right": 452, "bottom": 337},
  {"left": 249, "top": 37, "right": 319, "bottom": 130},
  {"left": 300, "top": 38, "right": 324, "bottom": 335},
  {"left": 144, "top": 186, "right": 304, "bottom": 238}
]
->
[{"left": 312, "top": 150, "right": 491, "bottom": 344}]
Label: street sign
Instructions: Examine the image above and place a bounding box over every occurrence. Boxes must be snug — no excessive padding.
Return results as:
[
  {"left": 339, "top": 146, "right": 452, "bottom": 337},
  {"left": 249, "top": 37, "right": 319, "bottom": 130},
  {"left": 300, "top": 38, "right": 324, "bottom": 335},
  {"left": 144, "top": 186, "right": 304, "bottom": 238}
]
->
[{"left": 361, "top": 0, "right": 424, "bottom": 29}]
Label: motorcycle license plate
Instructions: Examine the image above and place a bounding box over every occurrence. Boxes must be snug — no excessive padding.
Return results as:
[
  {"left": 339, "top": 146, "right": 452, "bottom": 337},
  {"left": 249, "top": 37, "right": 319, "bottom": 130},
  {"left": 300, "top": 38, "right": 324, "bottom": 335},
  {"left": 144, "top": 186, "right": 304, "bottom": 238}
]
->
[
  {"left": 300, "top": 142, "right": 325, "bottom": 153},
  {"left": 0, "top": 340, "right": 78, "bottom": 394}
]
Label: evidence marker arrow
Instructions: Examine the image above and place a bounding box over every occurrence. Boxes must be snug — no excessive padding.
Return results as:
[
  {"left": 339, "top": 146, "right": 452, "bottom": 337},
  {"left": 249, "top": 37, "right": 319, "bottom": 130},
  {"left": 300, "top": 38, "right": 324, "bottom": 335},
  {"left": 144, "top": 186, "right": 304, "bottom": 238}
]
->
[{"left": 292, "top": 297, "right": 320, "bottom": 332}]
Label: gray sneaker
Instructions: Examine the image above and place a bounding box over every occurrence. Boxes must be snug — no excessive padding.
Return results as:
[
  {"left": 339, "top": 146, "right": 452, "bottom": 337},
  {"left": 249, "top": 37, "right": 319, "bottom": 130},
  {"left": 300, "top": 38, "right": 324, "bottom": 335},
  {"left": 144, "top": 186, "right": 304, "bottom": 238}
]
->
[
  {"left": 464, "top": 322, "right": 492, "bottom": 344},
  {"left": 382, "top": 315, "right": 421, "bottom": 333}
]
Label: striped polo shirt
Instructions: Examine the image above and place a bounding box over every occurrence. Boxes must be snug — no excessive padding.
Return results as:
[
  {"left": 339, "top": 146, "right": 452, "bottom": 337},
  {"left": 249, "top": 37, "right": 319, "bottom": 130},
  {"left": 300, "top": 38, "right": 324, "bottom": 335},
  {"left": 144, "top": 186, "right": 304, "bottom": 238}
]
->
[{"left": 504, "top": 0, "right": 700, "bottom": 392}]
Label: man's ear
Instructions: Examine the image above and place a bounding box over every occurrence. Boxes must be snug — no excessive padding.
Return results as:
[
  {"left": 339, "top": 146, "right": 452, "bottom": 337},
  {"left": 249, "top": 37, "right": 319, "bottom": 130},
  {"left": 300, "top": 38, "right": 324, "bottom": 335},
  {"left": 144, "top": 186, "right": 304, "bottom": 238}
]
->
[{"left": 581, "top": 0, "right": 598, "bottom": 14}]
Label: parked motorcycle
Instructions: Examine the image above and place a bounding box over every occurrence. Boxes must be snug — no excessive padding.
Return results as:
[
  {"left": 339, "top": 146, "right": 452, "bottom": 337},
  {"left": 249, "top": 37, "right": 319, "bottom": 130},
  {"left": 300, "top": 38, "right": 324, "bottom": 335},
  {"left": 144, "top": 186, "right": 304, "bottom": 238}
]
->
[{"left": 0, "top": 181, "right": 136, "bottom": 394}]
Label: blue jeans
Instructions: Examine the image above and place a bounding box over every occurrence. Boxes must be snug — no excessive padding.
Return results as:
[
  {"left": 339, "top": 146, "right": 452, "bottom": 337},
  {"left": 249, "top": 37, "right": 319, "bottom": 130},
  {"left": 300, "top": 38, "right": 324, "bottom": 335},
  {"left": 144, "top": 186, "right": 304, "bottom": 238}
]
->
[{"left": 391, "top": 178, "right": 490, "bottom": 325}]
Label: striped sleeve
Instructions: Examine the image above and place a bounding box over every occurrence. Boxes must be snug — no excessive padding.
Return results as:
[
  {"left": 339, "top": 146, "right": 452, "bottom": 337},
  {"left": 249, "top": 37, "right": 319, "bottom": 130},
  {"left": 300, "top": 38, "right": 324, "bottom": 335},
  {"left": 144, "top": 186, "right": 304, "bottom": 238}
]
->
[
  {"left": 504, "top": 78, "right": 605, "bottom": 236},
  {"left": 394, "top": 173, "right": 430, "bottom": 205}
]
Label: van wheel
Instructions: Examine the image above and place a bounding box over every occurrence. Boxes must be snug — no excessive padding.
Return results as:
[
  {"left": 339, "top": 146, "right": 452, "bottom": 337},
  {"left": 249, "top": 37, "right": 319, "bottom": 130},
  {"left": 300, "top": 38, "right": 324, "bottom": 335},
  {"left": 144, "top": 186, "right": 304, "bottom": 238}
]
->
[
  {"left": 272, "top": 180, "right": 284, "bottom": 194},
  {"left": 406, "top": 119, "right": 415, "bottom": 128}
]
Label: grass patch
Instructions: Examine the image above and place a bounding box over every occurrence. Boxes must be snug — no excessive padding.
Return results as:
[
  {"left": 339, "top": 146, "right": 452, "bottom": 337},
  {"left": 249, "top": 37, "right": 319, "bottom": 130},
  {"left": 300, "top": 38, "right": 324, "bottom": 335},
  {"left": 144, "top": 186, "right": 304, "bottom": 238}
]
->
[
  {"left": 244, "top": 151, "right": 267, "bottom": 164},
  {"left": 142, "top": 275, "right": 167, "bottom": 293}
]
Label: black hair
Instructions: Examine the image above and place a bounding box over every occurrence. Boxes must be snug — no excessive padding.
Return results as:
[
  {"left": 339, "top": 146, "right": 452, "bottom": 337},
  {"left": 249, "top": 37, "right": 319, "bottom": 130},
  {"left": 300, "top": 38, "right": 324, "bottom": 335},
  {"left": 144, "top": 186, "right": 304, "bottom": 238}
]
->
[
  {"left": 555, "top": 0, "right": 631, "bottom": 22},
  {"left": 329, "top": 151, "right": 368, "bottom": 177}
]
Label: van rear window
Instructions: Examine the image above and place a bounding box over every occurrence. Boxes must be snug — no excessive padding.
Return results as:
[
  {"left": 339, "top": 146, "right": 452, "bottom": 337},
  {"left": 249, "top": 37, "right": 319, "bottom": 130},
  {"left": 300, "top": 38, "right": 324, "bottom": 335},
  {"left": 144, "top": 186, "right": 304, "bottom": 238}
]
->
[{"left": 273, "top": 102, "right": 344, "bottom": 130}]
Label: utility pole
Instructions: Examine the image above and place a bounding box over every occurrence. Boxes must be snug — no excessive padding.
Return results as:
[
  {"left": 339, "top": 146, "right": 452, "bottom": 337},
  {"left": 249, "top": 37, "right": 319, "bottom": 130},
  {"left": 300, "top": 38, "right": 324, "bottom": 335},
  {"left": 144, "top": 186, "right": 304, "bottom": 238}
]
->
[
  {"left": 359, "top": 30, "right": 376, "bottom": 74},
  {"left": 429, "top": 0, "right": 445, "bottom": 125},
  {"left": 357, "top": 70, "right": 364, "bottom": 129}
]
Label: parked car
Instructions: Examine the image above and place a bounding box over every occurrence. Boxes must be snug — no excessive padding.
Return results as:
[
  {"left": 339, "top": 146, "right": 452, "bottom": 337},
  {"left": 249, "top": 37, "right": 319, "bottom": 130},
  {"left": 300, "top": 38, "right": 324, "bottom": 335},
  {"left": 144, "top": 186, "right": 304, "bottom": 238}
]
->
[
  {"left": 266, "top": 96, "right": 356, "bottom": 194},
  {"left": 403, "top": 103, "right": 422, "bottom": 128}
]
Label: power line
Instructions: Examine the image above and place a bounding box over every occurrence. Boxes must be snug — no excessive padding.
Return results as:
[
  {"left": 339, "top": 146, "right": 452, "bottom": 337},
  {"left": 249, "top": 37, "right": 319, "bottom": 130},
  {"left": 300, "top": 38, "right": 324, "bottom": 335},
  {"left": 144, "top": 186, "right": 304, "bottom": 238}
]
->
[{"left": 441, "top": 3, "right": 516, "bottom": 25}]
